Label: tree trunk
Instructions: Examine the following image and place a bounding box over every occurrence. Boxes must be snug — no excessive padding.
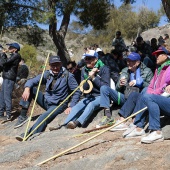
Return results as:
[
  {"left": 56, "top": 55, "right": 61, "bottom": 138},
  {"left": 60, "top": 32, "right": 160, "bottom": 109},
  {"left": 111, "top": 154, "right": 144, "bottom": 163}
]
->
[
  {"left": 162, "top": 0, "right": 170, "bottom": 21},
  {"left": 53, "top": 31, "right": 70, "bottom": 67},
  {"left": 48, "top": 0, "right": 76, "bottom": 67}
]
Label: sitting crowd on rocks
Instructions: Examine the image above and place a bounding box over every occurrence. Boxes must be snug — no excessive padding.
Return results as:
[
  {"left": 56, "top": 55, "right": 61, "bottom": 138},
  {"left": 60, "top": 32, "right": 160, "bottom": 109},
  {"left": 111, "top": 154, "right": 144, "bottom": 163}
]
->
[{"left": 0, "top": 31, "right": 170, "bottom": 145}]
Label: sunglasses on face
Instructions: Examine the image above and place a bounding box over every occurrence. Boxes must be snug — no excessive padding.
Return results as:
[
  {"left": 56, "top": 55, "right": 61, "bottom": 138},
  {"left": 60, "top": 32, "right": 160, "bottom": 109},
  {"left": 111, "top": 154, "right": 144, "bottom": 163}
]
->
[{"left": 68, "top": 67, "right": 73, "bottom": 71}]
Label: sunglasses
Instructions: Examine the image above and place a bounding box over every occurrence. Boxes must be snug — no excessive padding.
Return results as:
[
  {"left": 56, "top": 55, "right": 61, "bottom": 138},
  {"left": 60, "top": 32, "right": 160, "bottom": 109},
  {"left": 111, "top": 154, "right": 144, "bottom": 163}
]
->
[{"left": 68, "top": 67, "right": 73, "bottom": 71}]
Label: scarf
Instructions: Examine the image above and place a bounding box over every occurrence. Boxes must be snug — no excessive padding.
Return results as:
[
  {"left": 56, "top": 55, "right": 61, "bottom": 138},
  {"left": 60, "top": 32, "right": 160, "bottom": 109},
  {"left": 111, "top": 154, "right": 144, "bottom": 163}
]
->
[
  {"left": 84, "top": 59, "right": 104, "bottom": 79},
  {"left": 157, "top": 60, "right": 170, "bottom": 75}
]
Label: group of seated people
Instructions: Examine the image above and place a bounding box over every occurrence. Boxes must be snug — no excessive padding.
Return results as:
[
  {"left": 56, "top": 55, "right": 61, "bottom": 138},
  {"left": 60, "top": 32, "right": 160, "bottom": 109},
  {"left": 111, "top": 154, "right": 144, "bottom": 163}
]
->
[
  {"left": 1, "top": 33, "right": 169, "bottom": 145},
  {"left": 11, "top": 34, "right": 170, "bottom": 145}
]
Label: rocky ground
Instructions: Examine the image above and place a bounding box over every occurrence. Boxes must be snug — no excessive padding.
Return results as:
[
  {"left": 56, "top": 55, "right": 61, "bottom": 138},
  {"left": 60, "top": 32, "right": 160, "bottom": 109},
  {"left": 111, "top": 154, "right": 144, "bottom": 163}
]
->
[{"left": 1, "top": 99, "right": 170, "bottom": 170}]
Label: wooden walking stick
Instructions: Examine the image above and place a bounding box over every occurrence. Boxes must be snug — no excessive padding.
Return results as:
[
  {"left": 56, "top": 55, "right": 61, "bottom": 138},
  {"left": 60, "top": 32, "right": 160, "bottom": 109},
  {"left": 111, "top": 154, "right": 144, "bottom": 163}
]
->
[
  {"left": 82, "top": 124, "right": 113, "bottom": 134},
  {"left": 23, "top": 53, "right": 50, "bottom": 141},
  {"left": 37, "top": 107, "right": 147, "bottom": 166},
  {"left": 24, "top": 76, "right": 93, "bottom": 141}
]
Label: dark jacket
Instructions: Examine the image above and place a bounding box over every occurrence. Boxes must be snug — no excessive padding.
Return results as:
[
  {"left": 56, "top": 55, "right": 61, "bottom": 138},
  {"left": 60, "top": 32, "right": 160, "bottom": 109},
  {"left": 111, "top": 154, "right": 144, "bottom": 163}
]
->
[
  {"left": 112, "top": 37, "right": 126, "bottom": 52},
  {"left": 100, "top": 54, "right": 120, "bottom": 83},
  {"left": 25, "top": 67, "right": 81, "bottom": 107},
  {"left": 134, "top": 42, "right": 152, "bottom": 61},
  {"left": 81, "top": 65, "right": 110, "bottom": 98},
  {"left": 0, "top": 52, "right": 7, "bottom": 72},
  {"left": 2, "top": 52, "right": 21, "bottom": 81},
  {"left": 17, "top": 64, "right": 29, "bottom": 80}
]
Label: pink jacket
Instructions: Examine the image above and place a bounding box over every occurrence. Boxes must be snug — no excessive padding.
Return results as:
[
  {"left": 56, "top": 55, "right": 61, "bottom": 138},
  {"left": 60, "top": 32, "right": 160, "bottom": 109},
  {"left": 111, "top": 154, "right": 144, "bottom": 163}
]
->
[{"left": 147, "top": 65, "right": 170, "bottom": 95}]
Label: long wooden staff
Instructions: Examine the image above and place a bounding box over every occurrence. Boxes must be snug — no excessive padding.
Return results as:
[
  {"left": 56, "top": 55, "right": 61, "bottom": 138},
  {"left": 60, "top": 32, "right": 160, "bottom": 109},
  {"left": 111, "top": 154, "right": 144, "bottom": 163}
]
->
[
  {"left": 37, "top": 107, "right": 147, "bottom": 166},
  {"left": 23, "top": 53, "right": 50, "bottom": 141}
]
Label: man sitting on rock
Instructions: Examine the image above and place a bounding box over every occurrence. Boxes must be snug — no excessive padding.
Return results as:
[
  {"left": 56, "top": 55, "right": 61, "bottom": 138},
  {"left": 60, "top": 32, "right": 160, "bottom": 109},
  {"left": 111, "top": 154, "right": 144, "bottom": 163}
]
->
[
  {"left": 63, "top": 50, "right": 110, "bottom": 129},
  {"left": 15, "top": 56, "right": 81, "bottom": 141}
]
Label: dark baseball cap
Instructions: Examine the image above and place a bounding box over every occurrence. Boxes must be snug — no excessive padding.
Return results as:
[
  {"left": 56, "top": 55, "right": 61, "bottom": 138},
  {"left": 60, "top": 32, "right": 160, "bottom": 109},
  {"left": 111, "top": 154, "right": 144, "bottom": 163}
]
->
[
  {"left": 49, "top": 56, "right": 61, "bottom": 64},
  {"left": 6, "top": 43, "right": 20, "bottom": 51}
]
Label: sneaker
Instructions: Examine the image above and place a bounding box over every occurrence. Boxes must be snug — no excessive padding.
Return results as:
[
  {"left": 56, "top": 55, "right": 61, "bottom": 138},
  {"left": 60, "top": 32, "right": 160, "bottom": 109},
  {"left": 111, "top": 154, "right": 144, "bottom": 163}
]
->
[
  {"left": 96, "top": 116, "right": 115, "bottom": 128},
  {"left": 109, "top": 120, "right": 128, "bottom": 131},
  {"left": 141, "top": 131, "right": 164, "bottom": 144},
  {"left": 122, "top": 123, "right": 136, "bottom": 137},
  {"left": 14, "top": 115, "right": 29, "bottom": 129},
  {"left": 124, "top": 128, "right": 145, "bottom": 138},
  {"left": 66, "top": 121, "right": 77, "bottom": 129}
]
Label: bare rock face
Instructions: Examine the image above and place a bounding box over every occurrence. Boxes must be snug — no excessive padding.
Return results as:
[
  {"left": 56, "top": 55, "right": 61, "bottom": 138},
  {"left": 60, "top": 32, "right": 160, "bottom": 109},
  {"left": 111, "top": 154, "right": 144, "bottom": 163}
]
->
[{"left": 141, "top": 23, "right": 170, "bottom": 42}]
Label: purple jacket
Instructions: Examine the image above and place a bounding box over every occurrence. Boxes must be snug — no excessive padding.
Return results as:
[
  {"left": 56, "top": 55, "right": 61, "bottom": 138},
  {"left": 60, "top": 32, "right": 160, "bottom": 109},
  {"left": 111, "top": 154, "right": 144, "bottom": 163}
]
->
[{"left": 147, "top": 65, "right": 170, "bottom": 95}]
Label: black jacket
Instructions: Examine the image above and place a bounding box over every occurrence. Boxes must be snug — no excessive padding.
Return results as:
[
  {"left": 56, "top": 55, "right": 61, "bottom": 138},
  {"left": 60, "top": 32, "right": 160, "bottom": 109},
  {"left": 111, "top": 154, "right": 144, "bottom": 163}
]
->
[
  {"left": 0, "top": 52, "right": 7, "bottom": 72},
  {"left": 17, "top": 64, "right": 29, "bottom": 80},
  {"left": 2, "top": 52, "right": 21, "bottom": 81},
  {"left": 81, "top": 65, "right": 110, "bottom": 98}
]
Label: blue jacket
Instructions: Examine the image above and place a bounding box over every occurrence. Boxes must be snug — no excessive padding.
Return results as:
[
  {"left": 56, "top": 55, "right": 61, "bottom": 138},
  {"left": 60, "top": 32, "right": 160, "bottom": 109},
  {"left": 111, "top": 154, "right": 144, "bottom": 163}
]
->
[
  {"left": 81, "top": 65, "right": 110, "bottom": 97},
  {"left": 25, "top": 67, "right": 81, "bottom": 107}
]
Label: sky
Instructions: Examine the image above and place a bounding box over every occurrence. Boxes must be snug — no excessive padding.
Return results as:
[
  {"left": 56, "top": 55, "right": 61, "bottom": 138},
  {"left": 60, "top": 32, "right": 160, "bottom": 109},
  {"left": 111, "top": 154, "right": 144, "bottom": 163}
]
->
[{"left": 38, "top": 0, "right": 168, "bottom": 30}]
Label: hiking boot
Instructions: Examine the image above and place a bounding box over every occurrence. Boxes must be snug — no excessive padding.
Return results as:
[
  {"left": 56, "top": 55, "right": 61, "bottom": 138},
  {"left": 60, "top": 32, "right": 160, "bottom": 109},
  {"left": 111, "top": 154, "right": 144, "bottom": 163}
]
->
[
  {"left": 141, "top": 131, "right": 164, "bottom": 144},
  {"left": 14, "top": 115, "right": 29, "bottom": 129},
  {"left": 96, "top": 116, "right": 115, "bottom": 128},
  {"left": 124, "top": 127, "right": 145, "bottom": 138},
  {"left": 66, "top": 121, "right": 77, "bottom": 129},
  {"left": 109, "top": 120, "right": 128, "bottom": 132}
]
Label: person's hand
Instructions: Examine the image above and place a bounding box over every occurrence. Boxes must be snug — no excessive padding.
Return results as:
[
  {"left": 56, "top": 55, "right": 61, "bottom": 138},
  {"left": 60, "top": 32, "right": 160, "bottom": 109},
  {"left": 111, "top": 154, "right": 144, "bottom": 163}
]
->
[
  {"left": 22, "top": 87, "right": 30, "bottom": 101},
  {"left": 89, "top": 68, "right": 99, "bottom": 79},
  {"left": 119, "top": 77, "right": 127, "bottom": 86},
  {"left": 165, "top": 85, "right": 170, "bottom": 93},
  {"left": 64, "top": 107, "right": 72, "bottom": 115},
  {"left": 129, "top": 80, "right": 136, "bottom": 87}
]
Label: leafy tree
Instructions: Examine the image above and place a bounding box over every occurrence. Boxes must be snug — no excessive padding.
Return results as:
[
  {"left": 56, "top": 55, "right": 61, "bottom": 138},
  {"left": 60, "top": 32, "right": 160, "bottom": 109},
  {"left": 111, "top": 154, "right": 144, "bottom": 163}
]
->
[
  {"left": 20, "top": 44, "right": 37, "bottom": 70},
  {"left": 82, "top": 4, "right": 161, "bottom": 48},
  {"left": 137, "top": 7, "right": 161, "bottom": 31},
  {"left": 0, "top": 0, "right": 111, "bottom": 66}
]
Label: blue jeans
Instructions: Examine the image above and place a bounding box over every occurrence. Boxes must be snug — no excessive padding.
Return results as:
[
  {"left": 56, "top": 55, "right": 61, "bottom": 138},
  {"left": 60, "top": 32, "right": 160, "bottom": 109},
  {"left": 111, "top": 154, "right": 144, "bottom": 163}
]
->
[
  {"left": 119, "top": 92, "right": 140, "bottom": 118},
  {"left": 140, "top": 94, "right": 170, "bottom": 130},
  {"left": 0, "top": 79, "right": 15, "bottom": 116},
  {"left": 20, "top": 87, "right": 67, "bottom": 134},
  {"left": 64, "top": 96, "right": 100, "bottom": 126},
  {"left": 100, "top": 85, "right": 126, "bottom": 109},
  {"left": 119, "top": 87, "right": 147, "bottom": 118}
]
